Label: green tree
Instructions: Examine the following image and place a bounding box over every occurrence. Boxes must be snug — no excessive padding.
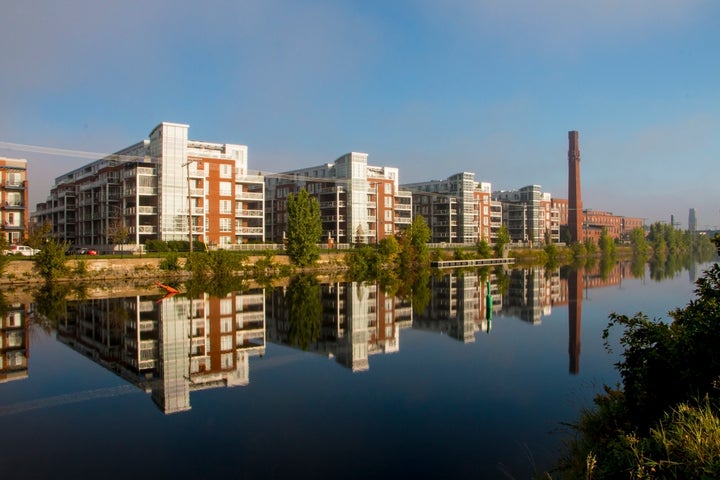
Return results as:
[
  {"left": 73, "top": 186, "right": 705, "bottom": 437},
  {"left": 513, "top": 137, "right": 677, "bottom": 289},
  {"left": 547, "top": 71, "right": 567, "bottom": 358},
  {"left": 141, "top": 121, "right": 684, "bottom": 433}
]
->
[
  {"left": 599, "top": 227, "right": 616, "bottom": 257},
  {"left": 25, "top": 220, "right": 53, "bottom": 250},
  {"left": 409, "top": 215, "right": 430, "bottom": 261},
  {"left": 33, "top": 239, "right": 69, "bottom": 281},
  {"left": 477, "top": 239, "right": 492, "bottom": 258},
  {"left": 108, "top": 218, "right": 130, "bottom": 256},
  {"left": 0, "top": 235, "right": 9, "bottom": 275},
  {"left": 629, "top": 227, "right": 648, "bottom": 256},
  {"left": 493, "top": 224, "right": 510, "bottom": 258},
  {"left": 398, "top": 215, "right": 431, "bottom": 271},
  {"left": 286, "top": 189, "right": 322, "bottom": 266}
]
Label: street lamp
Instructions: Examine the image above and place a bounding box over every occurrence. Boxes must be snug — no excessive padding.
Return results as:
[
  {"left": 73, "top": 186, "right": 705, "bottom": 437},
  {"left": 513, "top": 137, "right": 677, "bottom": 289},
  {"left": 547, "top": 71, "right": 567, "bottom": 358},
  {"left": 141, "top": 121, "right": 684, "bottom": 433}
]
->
[{"left": 182, "top": 159, "right": 197, "bottom": 253}]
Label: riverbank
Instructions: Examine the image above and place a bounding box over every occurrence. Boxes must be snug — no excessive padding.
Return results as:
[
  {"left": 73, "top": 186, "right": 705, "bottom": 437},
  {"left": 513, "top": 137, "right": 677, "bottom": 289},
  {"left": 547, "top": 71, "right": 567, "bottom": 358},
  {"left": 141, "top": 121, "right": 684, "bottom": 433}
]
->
[{"left": 0, "top": 253, "right": 348, "bottom": 302}]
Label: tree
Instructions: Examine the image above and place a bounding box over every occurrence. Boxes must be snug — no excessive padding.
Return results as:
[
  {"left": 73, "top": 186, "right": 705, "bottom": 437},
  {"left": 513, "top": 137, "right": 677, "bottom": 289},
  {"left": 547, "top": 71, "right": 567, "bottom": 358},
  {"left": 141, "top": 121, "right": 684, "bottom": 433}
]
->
[
  {"left": 408, "top": 215, "right": 430, "bottom": 262},
  {"left": 598, "top": 227, "right": 616, "bottom": 257},
  {"left": 33, "top": 239, "right": 69, "bottom": 281},
  {"left": 493, "top": 224, "right": 510, "bottom": 258},
  {"left": 629, "top": 227, "right": 648, "bottom": 256},
  {"left": 108, "top": 218, "right": 130, "bottom": 256},
  {"left": 286, "top": 189, "right": 322, "bottom": 267},
  {"left": 477, "top": 239, "right": 492, "bottom": 258},
  {"left": 25, "top": 220, "right": 53, "bottom": 250}
]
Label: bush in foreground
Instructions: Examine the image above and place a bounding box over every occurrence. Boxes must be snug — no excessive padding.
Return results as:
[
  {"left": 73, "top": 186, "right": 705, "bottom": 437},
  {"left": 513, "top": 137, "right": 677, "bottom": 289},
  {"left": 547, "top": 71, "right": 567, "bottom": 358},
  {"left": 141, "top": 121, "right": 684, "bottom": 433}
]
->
[{"left": 556, "top": 261, "right": 720, "bottom": 479}]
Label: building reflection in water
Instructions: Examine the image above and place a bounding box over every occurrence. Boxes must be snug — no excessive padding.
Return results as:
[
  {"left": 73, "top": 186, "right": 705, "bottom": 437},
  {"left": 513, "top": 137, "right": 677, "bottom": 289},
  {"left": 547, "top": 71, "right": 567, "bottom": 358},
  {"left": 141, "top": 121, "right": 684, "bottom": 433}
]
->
[
  {"left": 413, "top": 272, "right": 502, "bottom": 342},
  {"left": 505, "top": 267, "right": 561, "bottom": 325},
  {"left": 567, "top": 268, "right": 583, "bottom": 375},
  {"left": 10, "top": 262, "right": 638, "bottom": 411},
  {"left": 55, "top": 289, "right": 266, "bottom": 414},
  {"left": 266, "top": 281, "right": 413, "bottom": 372},
  {"left": 0, "top": 302, "right": 30, "bottom": 383}
]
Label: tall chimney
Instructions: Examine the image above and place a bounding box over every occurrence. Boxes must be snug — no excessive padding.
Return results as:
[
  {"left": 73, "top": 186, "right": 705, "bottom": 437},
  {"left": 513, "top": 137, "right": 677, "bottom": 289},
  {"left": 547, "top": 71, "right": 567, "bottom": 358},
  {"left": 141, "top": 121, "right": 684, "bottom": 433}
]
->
[{"left": 568, "top": 131, "right": 583, "bottom": 243}]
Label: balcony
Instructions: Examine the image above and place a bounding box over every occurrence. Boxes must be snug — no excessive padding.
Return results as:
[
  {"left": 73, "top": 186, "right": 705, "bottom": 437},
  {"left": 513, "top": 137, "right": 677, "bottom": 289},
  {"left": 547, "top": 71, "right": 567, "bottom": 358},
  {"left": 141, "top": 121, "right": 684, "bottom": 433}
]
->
[
  {"left": 2, "top": 202, "right": 24, "bottom": 210},
  {"left": 236, "top": 209, "right": 263, "bottom": 217},
  {"left": 138, "top": 206, "right": 158, "bottom": 215},
  {"left": 235, "top": 191, "right": 263, "bottom": 200},
  {"left": 136, "top": 225, "right": 157, "bottom": 234},
  {"left": 187, "top": 167, "right": 203, "bottom": 178},
  {"left": 236, "top": 226, "right": 264, "bottom": 235},
  {"left": 2, "top": 223, "right": 23, "bottom": 230},
  {"left": 138, "top": 187, "right": 158, "bottom": 196},
  {"left": 4, "top": 181, "right": 25, "bottom": 189}
]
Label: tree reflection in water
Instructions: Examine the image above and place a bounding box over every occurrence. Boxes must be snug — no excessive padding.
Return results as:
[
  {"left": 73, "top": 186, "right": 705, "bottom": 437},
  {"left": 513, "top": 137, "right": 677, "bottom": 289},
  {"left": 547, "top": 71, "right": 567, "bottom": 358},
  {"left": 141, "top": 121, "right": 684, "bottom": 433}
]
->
[{"left": 286, "top": 274, "right": 322, "bottom": 351}]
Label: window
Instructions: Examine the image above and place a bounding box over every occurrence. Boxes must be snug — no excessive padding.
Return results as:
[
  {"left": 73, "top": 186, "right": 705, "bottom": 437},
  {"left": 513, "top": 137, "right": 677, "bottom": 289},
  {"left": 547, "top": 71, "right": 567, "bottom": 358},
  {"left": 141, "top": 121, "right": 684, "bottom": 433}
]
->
[
  {"left": 220, "top": 218, "right": 232, "bottom": 232},
  {"left": 219, "top": 181, "right": 232, "bottom": 196},
  {"left": 384, "top": 210, "right": 392, "bottom": 221},
  {"left": 220, "top": 164, "right": 232, "bottom": 178},
  {"left": 219, "top": 199, "right": 232, "bottom": 214},
  {"left": 384, "top": 196, "right": 392, "bottom": 207}
]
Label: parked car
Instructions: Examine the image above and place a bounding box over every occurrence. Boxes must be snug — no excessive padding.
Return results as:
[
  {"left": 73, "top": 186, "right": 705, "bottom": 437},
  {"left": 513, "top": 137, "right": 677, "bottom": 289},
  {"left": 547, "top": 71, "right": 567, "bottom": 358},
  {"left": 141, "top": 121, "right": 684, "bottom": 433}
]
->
[
  {"left": 2, "top": 245, "right": 40, "bottom": 256},
  {"left": 67, "top": 247, "right": 98, "bottom": 256}
]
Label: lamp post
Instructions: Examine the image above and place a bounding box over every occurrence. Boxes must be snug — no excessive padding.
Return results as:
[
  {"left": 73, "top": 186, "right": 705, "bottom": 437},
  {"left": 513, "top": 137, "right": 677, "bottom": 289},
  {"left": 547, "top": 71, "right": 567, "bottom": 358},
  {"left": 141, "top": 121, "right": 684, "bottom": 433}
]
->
[{"left": 183, "top": 159, "right": 197, "bottom": 253}]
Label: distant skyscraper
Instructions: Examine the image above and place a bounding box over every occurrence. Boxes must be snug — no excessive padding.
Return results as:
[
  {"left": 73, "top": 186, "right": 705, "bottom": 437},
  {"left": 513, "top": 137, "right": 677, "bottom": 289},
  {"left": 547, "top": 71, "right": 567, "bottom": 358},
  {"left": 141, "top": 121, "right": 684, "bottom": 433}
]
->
[
  {"left": 568, "top": 131, "right": 583, "bottom": 243},
  {"left": 689, "top": 208, "right": 697, "bottom": 232}
]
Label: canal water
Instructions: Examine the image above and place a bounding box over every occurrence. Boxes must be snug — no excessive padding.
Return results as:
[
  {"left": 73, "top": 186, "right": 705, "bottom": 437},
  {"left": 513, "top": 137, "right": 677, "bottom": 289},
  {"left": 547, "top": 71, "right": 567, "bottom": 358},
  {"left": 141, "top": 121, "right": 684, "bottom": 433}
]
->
[{"left": 0, "top": 261, "right": 713, "bottom": 479}]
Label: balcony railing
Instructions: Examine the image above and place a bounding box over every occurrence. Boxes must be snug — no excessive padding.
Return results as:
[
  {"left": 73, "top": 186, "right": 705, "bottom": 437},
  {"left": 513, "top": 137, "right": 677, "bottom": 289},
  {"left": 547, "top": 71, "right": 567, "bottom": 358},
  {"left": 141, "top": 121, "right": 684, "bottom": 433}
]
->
[
  {"left": 235, "top": 191, "right": 263, "bottom": 200},
  {"left": 235, "top": 226, "right": 264, "bottom": 235},
  {"left": 136, "top": 225, "right": 157, "bottom": 234},
  {"left": 236, "top": 209, "right": 263, "bottom": 217},
  {"left": 138, "top": 187, "right": 158, "bottom": 196}
]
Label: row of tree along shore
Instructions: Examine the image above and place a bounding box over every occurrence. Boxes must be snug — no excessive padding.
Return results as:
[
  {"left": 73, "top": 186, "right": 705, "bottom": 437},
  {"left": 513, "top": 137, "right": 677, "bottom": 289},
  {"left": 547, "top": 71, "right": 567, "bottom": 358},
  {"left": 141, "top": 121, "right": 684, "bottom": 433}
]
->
[{"left": 1, "top": 211, "right": 716, "bottom": 288}]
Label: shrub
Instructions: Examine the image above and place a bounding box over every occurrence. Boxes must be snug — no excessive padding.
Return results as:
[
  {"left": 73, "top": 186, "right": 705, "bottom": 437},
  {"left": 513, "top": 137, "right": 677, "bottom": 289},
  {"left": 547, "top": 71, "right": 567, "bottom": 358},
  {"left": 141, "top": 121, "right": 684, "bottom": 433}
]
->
[
  {"left": 33, "top": 240, "right": 70, "bottom": 281},
  {"left": 159, "top": 252, "right": 180, "bottom": 271}
]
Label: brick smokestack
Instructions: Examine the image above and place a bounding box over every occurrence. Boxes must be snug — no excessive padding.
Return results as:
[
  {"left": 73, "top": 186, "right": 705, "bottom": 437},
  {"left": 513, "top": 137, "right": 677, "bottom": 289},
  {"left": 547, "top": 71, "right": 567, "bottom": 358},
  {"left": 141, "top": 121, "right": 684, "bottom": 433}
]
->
[{"left": 568, "top": 130, "right": 583, "bottom": 244}]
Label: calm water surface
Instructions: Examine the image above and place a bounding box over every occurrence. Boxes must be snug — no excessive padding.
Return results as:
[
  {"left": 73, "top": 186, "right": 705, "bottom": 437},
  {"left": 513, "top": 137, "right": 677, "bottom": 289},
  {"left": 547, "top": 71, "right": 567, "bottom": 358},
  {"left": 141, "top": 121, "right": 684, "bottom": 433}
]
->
[{"left": 0, "top": 261, "right": 713, "bottom": 479}]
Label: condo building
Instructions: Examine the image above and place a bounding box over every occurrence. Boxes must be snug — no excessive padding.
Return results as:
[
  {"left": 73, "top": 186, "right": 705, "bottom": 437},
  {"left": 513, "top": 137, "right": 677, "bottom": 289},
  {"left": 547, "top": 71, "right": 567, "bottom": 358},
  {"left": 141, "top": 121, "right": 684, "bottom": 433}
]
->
[
  {"left": 402, "top": 172, "right": 502, "bottom": 244},
  {"left": 34, "top": 122, "right": 264, "bottom": 249},
  {"left": 493, "top": 185, "right": 560, "bottom": 245},
  {"left": 0, "top": 157, "right": 29, "bottom": 245},
  {"left": 264, "top": 152, "right": 412, "bottom": 245}
]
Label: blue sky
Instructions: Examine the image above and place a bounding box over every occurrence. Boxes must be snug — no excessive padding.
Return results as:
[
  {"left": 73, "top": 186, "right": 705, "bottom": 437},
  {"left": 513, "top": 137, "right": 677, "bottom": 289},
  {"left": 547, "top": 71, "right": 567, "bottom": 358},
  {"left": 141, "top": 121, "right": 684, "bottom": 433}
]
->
[{"left": 1, "top": 0, "right": 718, "bottom": 228}]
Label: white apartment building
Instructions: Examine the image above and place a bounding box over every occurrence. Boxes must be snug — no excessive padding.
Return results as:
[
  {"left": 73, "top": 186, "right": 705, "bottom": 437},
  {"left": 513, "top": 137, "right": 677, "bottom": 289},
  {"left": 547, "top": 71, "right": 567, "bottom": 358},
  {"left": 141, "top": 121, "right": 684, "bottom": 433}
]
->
[
  {"left": 402, "top": 172, "right": 502, "bottom": 244},
  {"left": 34, "top": 122, "right": 264, "bottom": 249},
  {"left": 493, "top": 185, "right": 560, "bottom": 245},
  {"left": 264, "top": 152, "right": 412, "bottom": 245}
]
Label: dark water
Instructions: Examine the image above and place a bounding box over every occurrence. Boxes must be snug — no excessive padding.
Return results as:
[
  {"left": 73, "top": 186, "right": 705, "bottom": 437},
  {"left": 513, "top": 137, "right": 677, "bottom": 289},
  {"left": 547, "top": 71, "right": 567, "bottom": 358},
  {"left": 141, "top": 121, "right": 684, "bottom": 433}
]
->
[{"left": 0, "top": 261, "right": 712, "bottom": 479}]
